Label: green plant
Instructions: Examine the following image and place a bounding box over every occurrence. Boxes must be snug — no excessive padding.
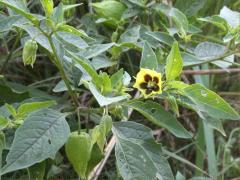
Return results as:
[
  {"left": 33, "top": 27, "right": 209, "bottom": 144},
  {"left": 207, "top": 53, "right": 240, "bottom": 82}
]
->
[{"left": 0, "top": 0, "right": 239, "bottom": 179}]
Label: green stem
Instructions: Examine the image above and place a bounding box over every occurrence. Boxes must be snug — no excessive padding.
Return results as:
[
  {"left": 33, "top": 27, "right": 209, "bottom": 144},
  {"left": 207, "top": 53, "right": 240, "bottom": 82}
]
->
[
  {"left": 195, "top": 120, "right": 205, "bottom": 176},
  {"left": 186, "top": 50, "right": 239, "bottom": 68},
  {"left": 0, "top": 30, "right": 22, "bottom": 74},
  {"left": 47, "top": 35, "right": 79, "bottom": 107},
  {"left": 203, "top": 122, "right": 218, "bottom": 179}
]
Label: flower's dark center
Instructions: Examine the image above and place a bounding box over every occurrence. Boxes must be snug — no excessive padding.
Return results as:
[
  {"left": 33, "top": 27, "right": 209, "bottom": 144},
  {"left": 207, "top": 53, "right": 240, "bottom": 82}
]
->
[{"left": 140, "top": 74, "right": 160, "bottom": 95}]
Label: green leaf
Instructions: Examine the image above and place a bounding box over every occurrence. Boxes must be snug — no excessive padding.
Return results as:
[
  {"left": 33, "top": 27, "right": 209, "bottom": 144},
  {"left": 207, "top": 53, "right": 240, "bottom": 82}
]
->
[
  {"left": 166, "top": 95, "right": 179, "bottom": 117},
  {"left": 56, "top": 24, "right": 92, "bottom": 40},
  {"left": 165, "top": 41, "right": 183, "bottom": 81},
  {"left": 0, "top": 0, "right": 39, "bottom": 25},
  {"left": 175, "top": 0, "right": 206, "bottom": 17},
  {"left": 0, "top": 116, "right": 9, "bottom": 130},
  {"left": 1, "top": 108, "right": 70, "bottom": 175},
  {"left": 92, "top": 0, "right": 126, "bottom": 20},
  {"left": 146, "top": 31, "right": 175, "bottom": 47},
  {"left": 68, "top": 51, "right": 100, "bottom": 84},
  {"left": 86, "top": 144, "right": 103, "bottom": 177},
  {"left": 182, "top": 84, "right": 239, "bottom": 120},
  {"left": 28, "top": 161, "right": 46, "bottom": 180},
  {"left": 80, "top": 43, "right": 115, "bottom": 59},
  {"left": 51, "top": 2, "right": 64, "bottom": 24},
  {"left": 65, "top": 132, "right": 92, "bottom": 179},
  {"left": 88, "top": 82, "right": 129, "bottom": 107},
  {"left": 112, "top": 121, "right": 174, "bottom": 180},
  {"left": 40, "top": 0, "right": 53, "bottom": 17},
  {"left": 154, "top": 4, "right": 188, "bottom": 34},
  {"left": 140, "top": 42, "right": 158, "bottom": 70},
  {"left": 198, "top": 15, "right": 228, "bottom": 32},
  {"left": 16, "top": 100, "right": 56, "bottom": 121},
  {"left": 92, "top": 115, "right": 112, "bottom": 152},
  {"left": 119, "top": 25, "right": 140, "bottom": 43},
  {"left": 176, "top": 171, "right": 186, "bottom": 180},
  {"left": 220, "top": 6, "right": 240, "bottom": 29},
  {"left": 0, "top": 84, "right": 30, "bottom": 106},
  {"left": 124, "top": 100, "right": 192, "bottom": 138},
  {"left": 194, "top": 42, "right": 234, "bottom": 68},
  {"left": 127, "top": 0, "right": 147, "bottom": 7},
  {"left": 14, "top": 24, "right": 51, "bottom": 51},
  {"left": 0, "top": 15, "right": 25, "bottom": 33}
]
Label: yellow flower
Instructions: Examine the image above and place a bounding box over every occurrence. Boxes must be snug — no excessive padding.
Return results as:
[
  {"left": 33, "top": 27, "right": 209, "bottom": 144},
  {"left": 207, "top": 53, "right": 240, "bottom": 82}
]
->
[{"left": 133, "top": 68, "right": 162, "bottom": 98}]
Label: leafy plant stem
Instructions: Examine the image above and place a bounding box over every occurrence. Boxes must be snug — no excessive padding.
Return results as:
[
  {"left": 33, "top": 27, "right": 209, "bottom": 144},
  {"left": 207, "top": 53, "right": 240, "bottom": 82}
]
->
[
  {"left": 0, "top": 30, "right": 22, "bottom": 74},
  {"left": 47, "top": 35, "right": 79, "bottom": 107}
]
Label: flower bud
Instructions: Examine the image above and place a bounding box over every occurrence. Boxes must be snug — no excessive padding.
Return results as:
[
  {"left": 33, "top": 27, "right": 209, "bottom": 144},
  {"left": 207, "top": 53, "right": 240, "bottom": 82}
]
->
[{"left": 22, "top": 39, "right": 38, "bottom": 68}]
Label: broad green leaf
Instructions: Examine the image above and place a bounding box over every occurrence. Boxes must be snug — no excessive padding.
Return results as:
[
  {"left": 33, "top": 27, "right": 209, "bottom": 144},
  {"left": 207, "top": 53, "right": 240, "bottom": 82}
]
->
[
  {"left": 92, "top": 0, "right": 126, "bottom": 20},
  {"left": 53, "top": 80, "right": 76, "bottom": 93},
  {"left": 14, "top": 24, "right": 51, "bottom": 51},
  {"left": 0, "top": 84, "right": 29, "bottom": 106},
  {"left": 170, "top": 8, "right": 189, "bottom": 34},
  {"left": 189, "top": 177, "right": 212, "bottom": 180},
  {"left": 1, "top": 108, "right": 70, "bottom": 175},
  {"left": 55, "top": 32, "right": 89, "bottom": 51},
  {"left": 98, "top": 72, "right": 112, "bottom": 94},
  {"left": 92, "top": 115, "right": 112, "bottom": 152},
  {"left": 140, "top": 42, "right": 158, "bottom": 70},
  {"left": 67, "top": 51, "right": 100, "bottom": 85},
  {"left": 182, "top": 84, "right": 239, "bottom": 120},
  {"left": 220, "top": 6, "right": 240, "bottom": 29},
  {"left": 88, "top": 82, "right": 129, "bottom": 107},
  {"left": 112, "top": 121, "right": 174, "bottom": 180},
  {"left": 194, "top": 42, "right": 234, "bottom": 68},
  {"left": 111, "top": 69, "right": 124, "bottom": 89},
  {"left": 202, "top": 117, "right": 226, "bottom": 136},
  {"left": 86, "top": 144, "right": 103, "bottom": 177},
  {"left": 124, "top": 100, "right": 192, "bottom": 138},
  {"left": 40, "top": 0, "right": 53, "bottom": 17},
  {"left": 146, "top": 31, "right": 175, "bottom": 47},
  {"left": 51, "top": 2, "right": 64, "bottom": 24},
  {"left": 139, "top": 25, "right": 160, "bottom": 48},
  {"left": 175, "top": 0, "right": 206, "bottom": 17},
  {"left": 154, "top": 4, "right": 189, "bottom": 34},
  {"left": 176, "top": 171, "right": 186, "bottom": 180},
  {"left": 166, "top": 81, "right": 189, "bottom": 90},
  {"left": 63, "top": 3, "right": 82, "bottom": 12},
  {"left": 65, "top": 132, "right": 92, "bottom": 179},
  {"left": 0, "top": 0, "right": 39, "bottom": 25},
  {"left": 176, "top": 95, "right": 226, "bottom": 134},
  {"left": 56, "top": 24, "right": 92, "bottom": 40},
  {"left": 119, "top": 25, "right": 140, "bottom": 43},
  {"left": 79, "top": 43, "right": 115, "bottom": 59},
  {"left": 5, "top": 103, "right": 17, "bottom": 117},
  {"left": 92, "top": 56, "right": 117, "bottom": 70},
  {"left": 166, "top": 95, "right": 179, "bottom": 117},
  {"left": 0, "top": 116, "right": 8, "bottom": 130},
  {"left": 165, "top": 41, "right": 183, "bottom": 81},
  {"left": 198, "top": 15, "right": 228, "bottom": 32},
  {"left": 16, "top": 100, "right": 56, "bottom": 121},
  {"left": 0, "top": 15, "right": 26, "bottom": 33},
  {"left": 127, "top": 0, "right": 147, "bottom": 7},
  {"left": 28, "top": 161, "right": 46, "bottom": 180}
]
